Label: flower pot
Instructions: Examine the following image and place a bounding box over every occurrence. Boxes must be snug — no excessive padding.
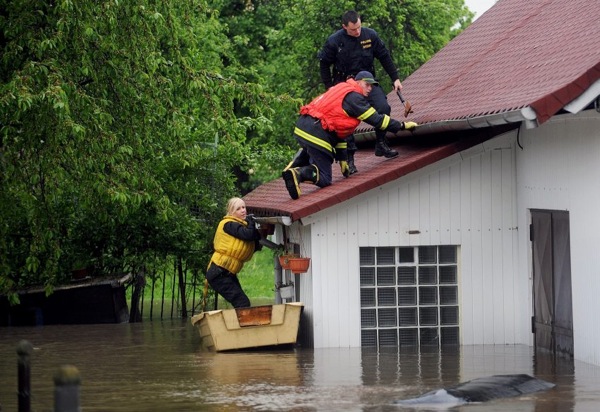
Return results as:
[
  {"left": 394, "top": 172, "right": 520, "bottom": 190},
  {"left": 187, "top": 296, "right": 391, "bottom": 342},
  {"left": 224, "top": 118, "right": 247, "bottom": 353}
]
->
[
  {"left": 288, "top": 257, "right": 311, "bottom": 274},
  {"left": 279, "top": 255, "right": 297, "bottom": 270}
]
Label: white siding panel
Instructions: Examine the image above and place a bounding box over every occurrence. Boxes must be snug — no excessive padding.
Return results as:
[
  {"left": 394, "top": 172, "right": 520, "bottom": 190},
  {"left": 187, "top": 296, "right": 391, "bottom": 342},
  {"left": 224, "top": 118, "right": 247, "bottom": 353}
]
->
[
  {"left": 490, "top": 149, "right": 505, "bottom": 343},
  {"left": 419, "top": 175, "right": 432, "bottom": 245},
  {"left": 517, "top": 111, "right": 600, "bottom": 365},
  {"left": 408, "top": 180, "right": 421, "bottom": 246},
  {"left": 481, "top": 151, "right": 495, "bottom": 344},
  {"left": 501, "top": 147, "right": 518, "bottom": 344},
  {"left": 324, "top": 215, "right": 342, "bottom": 347},
  {"left": 377, "top": 191, "right": 392, "bottom": 245},
  {"left": 429, "top": 172, "right": 441, "bottom": 245},
  {"left": 449, "top": 163, "right": 462, "bottom": 245},
  {"left": 459, "top": 156, "right": 474, "bottom": 344},
  {"left": 397, "top": 183, "right": 411, "bottom": 245},
  {"left": 469, "top": 155, "right": 486, "bottom": 344},
  {"left": 388, "top": 186, "right": 402, "bottom": 245},
  {"left": 439, "top": 169, "right": 452, "bottom": 244}
]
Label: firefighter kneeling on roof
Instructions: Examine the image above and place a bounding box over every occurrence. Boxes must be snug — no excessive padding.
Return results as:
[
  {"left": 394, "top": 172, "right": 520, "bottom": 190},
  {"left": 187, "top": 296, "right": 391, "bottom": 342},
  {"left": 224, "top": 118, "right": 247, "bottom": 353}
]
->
[{"left": 282, "top": 71, "right": 418, "bottom": 200}]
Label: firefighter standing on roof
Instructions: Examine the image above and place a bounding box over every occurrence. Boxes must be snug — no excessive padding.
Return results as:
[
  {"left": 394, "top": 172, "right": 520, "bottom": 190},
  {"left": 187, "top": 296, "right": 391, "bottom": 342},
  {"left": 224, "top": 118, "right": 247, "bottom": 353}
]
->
[
  {"left": 281, "top": 71, "right": 417, "bottom": 200},
  {"left": 318, "top": 10, "right": 405, "bottom": 173}
]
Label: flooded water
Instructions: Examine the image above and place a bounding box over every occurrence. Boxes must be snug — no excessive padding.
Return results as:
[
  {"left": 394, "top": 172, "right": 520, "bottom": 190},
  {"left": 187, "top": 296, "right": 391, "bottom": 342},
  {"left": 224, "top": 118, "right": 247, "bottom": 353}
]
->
[{"left": 1, "top": 320, "right": 600, "bottom": 411}]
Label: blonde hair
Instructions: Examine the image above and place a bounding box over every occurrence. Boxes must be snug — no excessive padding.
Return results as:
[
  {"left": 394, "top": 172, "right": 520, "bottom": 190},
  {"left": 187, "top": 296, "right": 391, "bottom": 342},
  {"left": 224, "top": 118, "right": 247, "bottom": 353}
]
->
[{"left": 226, "top": 197, "right": 245, "bottom": 216}]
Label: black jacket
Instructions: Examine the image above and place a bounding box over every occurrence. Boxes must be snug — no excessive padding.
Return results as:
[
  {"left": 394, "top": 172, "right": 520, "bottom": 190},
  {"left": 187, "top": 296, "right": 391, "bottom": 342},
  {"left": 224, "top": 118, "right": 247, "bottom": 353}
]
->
[{"left": 318, "top": 27, "right": 399, "bottom": 89}]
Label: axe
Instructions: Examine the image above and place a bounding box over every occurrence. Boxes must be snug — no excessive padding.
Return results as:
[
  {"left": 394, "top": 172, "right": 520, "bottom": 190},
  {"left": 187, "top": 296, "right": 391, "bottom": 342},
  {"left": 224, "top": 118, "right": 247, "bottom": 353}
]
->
[{"left": 396, "top": 90, "right": 414, "bottom": 117}]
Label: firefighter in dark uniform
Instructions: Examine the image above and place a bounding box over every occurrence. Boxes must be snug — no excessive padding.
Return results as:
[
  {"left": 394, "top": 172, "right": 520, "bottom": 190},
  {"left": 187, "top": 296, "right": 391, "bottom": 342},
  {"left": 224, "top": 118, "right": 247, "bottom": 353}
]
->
[
  {"left": 318, "top": 10, "right": 405, "bottom": 173},
  {"left": 281, "top": 71, "right": 417, "bottom": 200}
]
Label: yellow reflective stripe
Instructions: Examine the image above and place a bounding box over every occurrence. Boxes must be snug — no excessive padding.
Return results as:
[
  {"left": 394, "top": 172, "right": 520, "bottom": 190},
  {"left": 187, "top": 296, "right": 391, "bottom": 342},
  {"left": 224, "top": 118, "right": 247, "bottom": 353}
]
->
[
  {"left": 357, "top": 107, "right": 376, "bottom": 120},
  {"left": 381, "top": 114, "right": 390, "bottom": 129},
  {"left": 336, "top": 141, "right": 348, "bottom": 149},
  {"left": 294, "top": 127, "right": 334, "bottom": 152}
]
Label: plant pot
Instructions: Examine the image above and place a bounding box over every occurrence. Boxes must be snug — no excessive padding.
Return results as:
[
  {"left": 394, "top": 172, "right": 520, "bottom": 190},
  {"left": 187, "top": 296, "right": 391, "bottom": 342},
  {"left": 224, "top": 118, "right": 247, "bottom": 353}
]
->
[
  {"left": 279, "top": 255, "right": 297, "bottom": 270},
  {"left": 288, "top": 257, "right": 311, "bottom": 274}
]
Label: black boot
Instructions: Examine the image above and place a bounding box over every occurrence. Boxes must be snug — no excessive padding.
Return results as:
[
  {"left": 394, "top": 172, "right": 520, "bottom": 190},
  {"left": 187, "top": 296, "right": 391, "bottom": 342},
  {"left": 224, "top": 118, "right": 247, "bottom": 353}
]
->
[
  {"left": 375, "top": 138, "right": 398, "bottom": 158},
  {"left": 282, "top": 165, "right": 319, "bottom": 200},
  {"left": 347, "top": 151, "right": 358, "bottom": 175}
]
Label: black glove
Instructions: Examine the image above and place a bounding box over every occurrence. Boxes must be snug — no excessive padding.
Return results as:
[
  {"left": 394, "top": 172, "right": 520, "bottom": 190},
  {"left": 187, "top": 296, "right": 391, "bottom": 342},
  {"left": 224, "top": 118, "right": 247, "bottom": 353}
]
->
[{"left": 246, "top": 214, "right": 256, "bottom": 228}]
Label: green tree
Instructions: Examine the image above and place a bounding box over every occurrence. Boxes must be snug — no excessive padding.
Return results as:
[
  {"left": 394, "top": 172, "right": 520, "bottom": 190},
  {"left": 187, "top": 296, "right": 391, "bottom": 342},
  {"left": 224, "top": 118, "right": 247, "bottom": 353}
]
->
[
  {"left": 215, "top": 0, "right": 473, "bottom": 99},
  {"left": 205, "top": 0, "right": 473, "bottom": 162},
  {"left": 0, "top": 0, "right": 284, "bottom": 301},
  {"left": 0, "top": 0, "right": 475, "bottom": 303}
]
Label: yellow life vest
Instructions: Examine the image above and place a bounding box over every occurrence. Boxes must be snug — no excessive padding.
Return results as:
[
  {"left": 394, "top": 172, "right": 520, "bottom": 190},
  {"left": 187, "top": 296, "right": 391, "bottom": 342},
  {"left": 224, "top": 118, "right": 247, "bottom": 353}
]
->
[{"left": 209, "top": 216, "right": 255, "bottom": 274}]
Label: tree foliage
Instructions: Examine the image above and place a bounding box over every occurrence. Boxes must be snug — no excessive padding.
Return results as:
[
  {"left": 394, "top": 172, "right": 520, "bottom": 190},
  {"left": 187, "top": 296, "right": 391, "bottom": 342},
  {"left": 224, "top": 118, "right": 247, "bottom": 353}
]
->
[
  {"left": 0, "top": 0, "right": 474, "bottom": 301},
  {"left": 0, "top": 0, "right": 289, "bottom": 299}
]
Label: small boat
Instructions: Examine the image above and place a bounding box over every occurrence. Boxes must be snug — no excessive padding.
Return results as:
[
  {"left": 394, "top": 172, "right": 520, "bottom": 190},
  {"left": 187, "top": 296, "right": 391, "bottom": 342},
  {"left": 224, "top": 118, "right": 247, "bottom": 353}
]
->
[{"left": 191, "top": 302, "right": 303, "bottom": 352}]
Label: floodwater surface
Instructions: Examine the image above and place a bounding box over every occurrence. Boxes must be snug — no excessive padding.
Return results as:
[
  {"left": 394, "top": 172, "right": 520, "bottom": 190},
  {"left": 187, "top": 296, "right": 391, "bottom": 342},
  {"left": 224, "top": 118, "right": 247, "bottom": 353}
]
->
[{"left": 1, "top": 320, "right": 600, "bottom": 411}]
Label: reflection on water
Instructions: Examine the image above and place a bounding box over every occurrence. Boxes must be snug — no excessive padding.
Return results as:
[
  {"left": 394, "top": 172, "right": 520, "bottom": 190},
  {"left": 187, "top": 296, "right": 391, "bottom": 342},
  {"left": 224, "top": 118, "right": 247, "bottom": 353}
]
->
[{"left": 1, "top": 320, "right": 600, "bottom": 411}]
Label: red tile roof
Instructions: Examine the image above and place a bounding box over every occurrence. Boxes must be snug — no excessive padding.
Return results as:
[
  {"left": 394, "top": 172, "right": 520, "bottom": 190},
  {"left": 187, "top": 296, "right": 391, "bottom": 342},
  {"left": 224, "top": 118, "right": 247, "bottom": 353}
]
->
[{"left": 245, "top": 0, "right": 600, "bottom": 221}]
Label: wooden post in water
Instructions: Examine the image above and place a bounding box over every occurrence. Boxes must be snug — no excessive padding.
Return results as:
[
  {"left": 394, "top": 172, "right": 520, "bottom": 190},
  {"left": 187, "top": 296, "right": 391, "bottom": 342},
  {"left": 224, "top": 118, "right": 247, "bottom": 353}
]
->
[
  {"left": 54, "top": 365, "right": 81, "bottom": 412},
  {"left": 17, "top": 340, "right": 33, "bottom": 412}
]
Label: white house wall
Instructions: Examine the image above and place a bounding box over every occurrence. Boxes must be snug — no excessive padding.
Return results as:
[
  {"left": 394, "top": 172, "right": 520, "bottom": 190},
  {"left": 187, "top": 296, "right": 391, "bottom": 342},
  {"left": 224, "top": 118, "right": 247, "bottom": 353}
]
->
[
  {"left": 301, "top": 131, "right": 526, "bottom": 348},
  {"left": 516, "top": 110, "right": 600, "bottom": 365}
]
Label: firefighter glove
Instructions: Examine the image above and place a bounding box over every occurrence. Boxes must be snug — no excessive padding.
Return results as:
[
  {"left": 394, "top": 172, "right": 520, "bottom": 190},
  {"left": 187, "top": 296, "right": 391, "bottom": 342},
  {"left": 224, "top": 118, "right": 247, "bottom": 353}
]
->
[
  {"left": 340, "top": 161, "right": 350, "bottom": 177},
  {"left": 402, "top": 121, "right": 418, "bottom": 131}
]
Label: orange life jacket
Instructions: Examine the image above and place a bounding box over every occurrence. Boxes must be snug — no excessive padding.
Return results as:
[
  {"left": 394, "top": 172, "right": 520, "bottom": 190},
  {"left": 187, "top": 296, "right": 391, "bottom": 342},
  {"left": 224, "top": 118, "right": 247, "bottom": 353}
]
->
[{"left": 299, "top": 79, "right": 364, "bottom": 138}]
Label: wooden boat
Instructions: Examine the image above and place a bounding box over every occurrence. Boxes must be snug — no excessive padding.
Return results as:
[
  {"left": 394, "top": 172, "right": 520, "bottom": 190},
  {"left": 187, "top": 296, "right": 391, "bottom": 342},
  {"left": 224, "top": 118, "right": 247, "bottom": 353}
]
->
[{"left": 191, "top": 302, "right": 303, "bottom": 352}]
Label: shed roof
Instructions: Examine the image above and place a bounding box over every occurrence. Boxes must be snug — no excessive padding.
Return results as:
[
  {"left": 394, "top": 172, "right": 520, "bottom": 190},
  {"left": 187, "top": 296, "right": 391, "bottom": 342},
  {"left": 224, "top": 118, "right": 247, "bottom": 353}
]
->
[{"left": 245, "top": 0, "right": 600, "bottom": 222}]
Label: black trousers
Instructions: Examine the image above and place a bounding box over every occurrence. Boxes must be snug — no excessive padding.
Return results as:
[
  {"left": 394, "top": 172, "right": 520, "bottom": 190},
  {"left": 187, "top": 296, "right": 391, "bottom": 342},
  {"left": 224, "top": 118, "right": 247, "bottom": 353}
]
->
[{"left": 206, "top": 263, "right": 251, "bottom": 308}]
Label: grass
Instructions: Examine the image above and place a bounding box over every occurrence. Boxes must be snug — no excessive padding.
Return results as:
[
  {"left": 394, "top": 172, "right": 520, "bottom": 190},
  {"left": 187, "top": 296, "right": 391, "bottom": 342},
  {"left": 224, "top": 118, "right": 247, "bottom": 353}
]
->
[
  {"left": 237, "top": 248, "right": 278, "bottom": 303},
  {"left": 133, "top": 248, "right": 277, "bottom": 314}
]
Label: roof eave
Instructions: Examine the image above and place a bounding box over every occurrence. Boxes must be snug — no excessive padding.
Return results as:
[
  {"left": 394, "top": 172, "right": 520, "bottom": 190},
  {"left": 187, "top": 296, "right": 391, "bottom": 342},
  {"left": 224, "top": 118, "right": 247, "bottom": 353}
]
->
[
  {"left": 356, "top": 107, "right": 538, "bottom": 143},
  {"left": 563, "top": 78, "right": 600, "bottom": 114}
]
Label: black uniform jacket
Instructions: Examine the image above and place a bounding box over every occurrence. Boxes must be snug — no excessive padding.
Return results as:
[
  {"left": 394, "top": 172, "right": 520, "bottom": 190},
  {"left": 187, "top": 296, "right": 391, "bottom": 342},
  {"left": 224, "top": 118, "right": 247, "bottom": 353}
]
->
[{"left": 318, "top": 27, "right": 399, "bottom": 88}]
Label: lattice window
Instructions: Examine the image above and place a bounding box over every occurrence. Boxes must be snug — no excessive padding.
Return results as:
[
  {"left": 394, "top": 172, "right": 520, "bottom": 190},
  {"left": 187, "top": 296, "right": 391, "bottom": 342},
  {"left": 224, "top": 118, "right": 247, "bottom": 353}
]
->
[{"left": 360, "top": 246, "right": 460, "bottom": 347}]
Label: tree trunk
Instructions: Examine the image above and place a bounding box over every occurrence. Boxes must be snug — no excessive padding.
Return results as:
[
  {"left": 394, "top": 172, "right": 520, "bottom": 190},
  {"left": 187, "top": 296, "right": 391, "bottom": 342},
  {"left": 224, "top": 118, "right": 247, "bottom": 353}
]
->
[
  {"left": 177, "top": 258, "right": 187, "bottom": 319},
  {"left": 129, "top": 270, "right": 146, "bottom": 322}
]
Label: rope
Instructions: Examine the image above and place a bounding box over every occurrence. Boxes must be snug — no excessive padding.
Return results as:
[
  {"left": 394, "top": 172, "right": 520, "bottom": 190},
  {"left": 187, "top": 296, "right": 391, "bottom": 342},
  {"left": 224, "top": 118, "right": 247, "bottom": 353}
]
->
[{"left": 201, "top": 278, "right": 209, "bottom": 312}]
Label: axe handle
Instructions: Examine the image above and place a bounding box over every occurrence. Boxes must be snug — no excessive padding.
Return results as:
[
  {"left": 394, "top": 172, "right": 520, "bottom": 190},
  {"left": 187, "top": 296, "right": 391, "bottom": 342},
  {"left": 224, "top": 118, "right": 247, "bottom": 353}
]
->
[{"left": 396, "top": 90, "right": 406, "bottom": 103}]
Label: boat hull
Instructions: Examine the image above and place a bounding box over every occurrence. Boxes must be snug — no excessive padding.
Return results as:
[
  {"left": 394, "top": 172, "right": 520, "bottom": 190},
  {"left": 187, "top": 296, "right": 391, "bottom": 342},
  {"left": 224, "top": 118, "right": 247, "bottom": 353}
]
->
[{"left": 191, "top": 302, "right": 303, "bottom": 352}]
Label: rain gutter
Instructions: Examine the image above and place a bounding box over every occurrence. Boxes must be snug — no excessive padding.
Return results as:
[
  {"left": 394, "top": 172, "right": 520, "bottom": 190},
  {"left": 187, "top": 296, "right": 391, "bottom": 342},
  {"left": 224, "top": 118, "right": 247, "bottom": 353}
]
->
[
  {"left": 253, "top": 215, "right": 293, "bottom": 226},
  {"left": 563, "top": 79, "right": 600, "bottom": 114},
  {"left": 355, "top": 107, "right": 539, "bottom": 143}
]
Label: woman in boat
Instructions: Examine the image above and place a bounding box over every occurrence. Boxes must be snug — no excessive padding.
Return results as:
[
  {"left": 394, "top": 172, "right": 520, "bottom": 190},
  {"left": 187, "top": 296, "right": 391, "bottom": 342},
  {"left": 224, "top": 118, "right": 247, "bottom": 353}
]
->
[{"left": 206, "top": 197, "right": 262, "bottom": 308}]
